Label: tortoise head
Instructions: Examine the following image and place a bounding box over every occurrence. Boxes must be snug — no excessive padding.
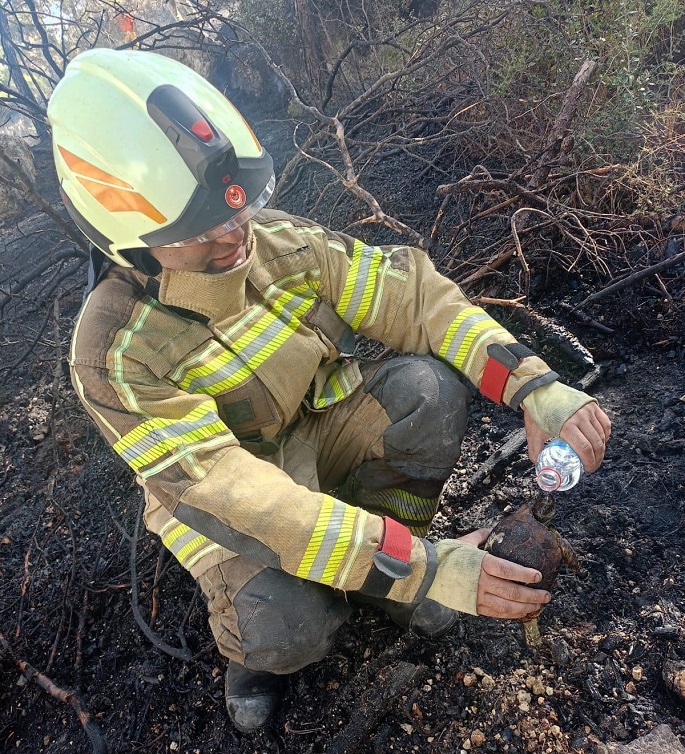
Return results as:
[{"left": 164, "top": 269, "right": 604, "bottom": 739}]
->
[{"left": 531, "top": 492, "right": 556, "bottom": 524}]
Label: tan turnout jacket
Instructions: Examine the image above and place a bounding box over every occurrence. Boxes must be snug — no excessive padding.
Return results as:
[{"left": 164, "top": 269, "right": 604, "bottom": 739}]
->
[{"left": 69, "top": 209, "right": 557, "bottom": 604}]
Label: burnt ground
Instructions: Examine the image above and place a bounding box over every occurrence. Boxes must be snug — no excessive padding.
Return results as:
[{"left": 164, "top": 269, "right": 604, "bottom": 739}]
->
[{"left": 0, "top": 104, "right": 684, "bottom": 754}]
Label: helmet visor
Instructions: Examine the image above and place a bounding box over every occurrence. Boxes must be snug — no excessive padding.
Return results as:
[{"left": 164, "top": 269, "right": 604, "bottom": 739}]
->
[{"left": 157, "top": 174, "right": 275, "bottom": 248}]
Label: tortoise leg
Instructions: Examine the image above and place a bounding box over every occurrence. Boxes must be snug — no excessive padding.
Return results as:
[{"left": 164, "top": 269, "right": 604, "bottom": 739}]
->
[
  {"left": 560, "top": 537, "right": 580, "bottom": 572},
  {"left": 523, "top": 618, "right": 543, "bottom": 648}
]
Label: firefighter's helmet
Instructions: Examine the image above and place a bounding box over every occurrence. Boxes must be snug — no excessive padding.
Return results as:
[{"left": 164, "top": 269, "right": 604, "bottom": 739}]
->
[{"left": 48, "top": 48, "right": 274, "bottom": 268}]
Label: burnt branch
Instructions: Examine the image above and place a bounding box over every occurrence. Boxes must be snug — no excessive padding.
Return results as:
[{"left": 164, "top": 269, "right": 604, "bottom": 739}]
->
[
  {"left": 0, "top": 631, "right": 108, "bottom": 754},
  {"left": 0, "top": 149, "right": 89, "bottom": 253},
  {"left": 129, "top": 499, "right": 193, "bottom": 662},
  {"left": 575, "top": 247, "right": 685, "bottom": 310}
]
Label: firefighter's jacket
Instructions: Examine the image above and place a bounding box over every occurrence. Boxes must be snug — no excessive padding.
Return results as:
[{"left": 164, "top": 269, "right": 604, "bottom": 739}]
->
[{"left": 69, "top": 209, "right": 558, "bottom": 606}]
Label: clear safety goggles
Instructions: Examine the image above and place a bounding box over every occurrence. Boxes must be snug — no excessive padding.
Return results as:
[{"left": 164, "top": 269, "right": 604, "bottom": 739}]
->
[{"left": 159, "top": 174, "right": 275, "bottom": 248}]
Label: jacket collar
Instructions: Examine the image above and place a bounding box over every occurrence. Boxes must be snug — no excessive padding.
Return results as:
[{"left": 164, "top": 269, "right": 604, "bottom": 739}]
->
[{"left": 156, "top": 225, "right": 256, "bottom": 322}]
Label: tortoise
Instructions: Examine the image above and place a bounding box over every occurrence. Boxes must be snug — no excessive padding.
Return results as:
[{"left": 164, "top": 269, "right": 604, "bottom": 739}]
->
[{"left": 484, "top": 492, "right": 580, "bottom": 647}]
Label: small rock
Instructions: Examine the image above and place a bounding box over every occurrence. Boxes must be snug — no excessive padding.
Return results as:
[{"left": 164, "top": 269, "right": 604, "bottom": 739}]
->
[
  {"left": 632, "top": 666, "right": 644, "bottom": 682},
  {"left": 547, "top": 636, "right": 571, "bottom": 666},
  {"left": 517, "top": 689, "right": 531, "bottom": 711},
  {"left": 470, "top": 729, "right": 486, "bottom": 746},
  {"left": 606, "top": 724, "right": 685, "bottom": 753}
]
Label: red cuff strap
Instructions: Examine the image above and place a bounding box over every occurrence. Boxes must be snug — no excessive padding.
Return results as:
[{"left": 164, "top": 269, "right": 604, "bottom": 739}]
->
[
  {"left": 480, "top": 358, "right": 512, "bottom": 404},
  {"left": 379, "top": 516, "right": 412, "bottom": 563},
  {"left": 480, "top": 343, "right": 534, "bottom": 405}
]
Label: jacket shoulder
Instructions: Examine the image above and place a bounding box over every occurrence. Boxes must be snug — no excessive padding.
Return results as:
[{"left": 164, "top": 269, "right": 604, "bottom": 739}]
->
[
  {"left": 71, "top": 268, "right": 147, "bottom": 366},
  {"left": 253, "top": 207, "right": 322, "bottom": 229}
]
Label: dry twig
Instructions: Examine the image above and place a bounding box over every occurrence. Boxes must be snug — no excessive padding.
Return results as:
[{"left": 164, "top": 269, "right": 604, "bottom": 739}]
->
[
  {"left": 575, "top": 247, "right": 685, "bottom": 310},
  {"left": 0, "top": 632, "right": 108, "bottom": 754},
  {"left": 129, "top": 498, "right": 193, "bottom": 662}
]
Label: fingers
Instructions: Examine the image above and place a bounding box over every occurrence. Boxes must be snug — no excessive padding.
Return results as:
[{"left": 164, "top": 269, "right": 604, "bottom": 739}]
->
[
  {"left": 477, "top": 553, "right": 551, "bottom": 620},
  {"left": 561, "top": 403, "right": 612, "bottom": 473},
  {"left": 524, "top": 407, "right": 551, "bottom": 463},
  {"left": 458, "top": 527, "right": 492, "bottom": 547},
  {"left": 482, "top": 552, "right": 541, "bottom": 586}
]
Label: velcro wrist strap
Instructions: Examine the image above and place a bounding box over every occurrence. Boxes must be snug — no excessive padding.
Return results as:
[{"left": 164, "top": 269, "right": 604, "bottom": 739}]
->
[
  {"left": 360, "top": 517, "right": 413, "bottom": 598},
  {"left": 379, "top": 516, "right": 412, "bottom": 560},
  {"left": 480, "top": 342, "right": 534, "bottom": 404}
]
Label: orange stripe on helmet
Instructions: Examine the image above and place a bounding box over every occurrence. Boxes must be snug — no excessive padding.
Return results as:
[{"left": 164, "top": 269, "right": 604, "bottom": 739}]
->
[
  {"left": 58, "top": 146, "right": 166, "bottom": 224},
  {"left": 76, "top": 177, "right": 167, "bottom": 224},
  {"left": 58, "top": 146, "right": 133, "bottom": 189}
]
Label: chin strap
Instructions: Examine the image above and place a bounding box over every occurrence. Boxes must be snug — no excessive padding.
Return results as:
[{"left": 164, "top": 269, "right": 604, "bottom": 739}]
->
[
  {"left": 84, "top": 246, "right": 111, "bottom": 298},
  {"left": 123, "top": 248, "right": 162, "bottom": 276}
]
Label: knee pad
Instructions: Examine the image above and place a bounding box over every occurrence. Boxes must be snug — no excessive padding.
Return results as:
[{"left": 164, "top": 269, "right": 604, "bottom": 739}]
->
[
  {"left": 363, "top": 355, "right": 471, "bottom": 480},
  {"left": 235, "top": 569, "right": 352, "bottom": 674}
]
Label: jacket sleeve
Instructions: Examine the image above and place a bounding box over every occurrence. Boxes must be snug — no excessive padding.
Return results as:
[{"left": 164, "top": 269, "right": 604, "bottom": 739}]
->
[
  {"left": 308, "top": 224, "right": 558, "bottom": 409},
  {"left": 69, "top": 284, "right": 435, "bottom": 605}
]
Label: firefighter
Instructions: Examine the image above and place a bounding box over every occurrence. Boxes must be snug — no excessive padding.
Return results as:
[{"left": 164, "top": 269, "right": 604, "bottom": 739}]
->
[{"left": 47, "top": 49, "right": 611, "bottom": 733}]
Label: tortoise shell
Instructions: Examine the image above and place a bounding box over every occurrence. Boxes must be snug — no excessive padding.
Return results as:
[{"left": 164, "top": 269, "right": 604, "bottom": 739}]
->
[{"left": 484, "top": 493, "right": 579, "bottom": 618}]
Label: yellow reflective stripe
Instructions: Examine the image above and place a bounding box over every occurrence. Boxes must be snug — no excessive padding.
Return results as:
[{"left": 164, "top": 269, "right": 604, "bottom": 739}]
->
[
  {"left": 296, "top": 495, "right": 356, "bottom": 585},
  {"left": 177, "top": 284, "right": 315, "bottom": 395},
  {"left": 462, "top": 327, "right": 505, "bottom": 377},
  {"left": 113, "top": 400, "right": 227, "bottom": 472},
  {"left": 185, "top": 542, "right": 223, "bottom": 570},
  {"left": 176, "top": 534, "right": 209, "bottom": 563},
  {"left": 337, "top": 239, "right": 383, "bottom": 330},
  {"left": 138, "top": 434, "right": 233, "bottom": 481},
  {"left": 452, "top": 319, "right": 501, "bottom": 370},
  {"left": 439, "top": 307, "right": 506, "bottom": 370},
  {"left": 161, "top": 520, "right": 220, "bottom": 568},
  {"left": 297, "top": 496, "right": 335, "bottom": 579},
  {"left": 367, "top": 258, "right": 389, "bottom": 327},
  {"left": 114, "top": 300, "right": 157, "bottom": 415},
  {"left": 178, "top": 348, "right": 251, "bottom": 393},
  {"left": 321, "top": 505, "right": 357, "bottom": 583},
  {"left": 162, "top": 522, "right": 191, "bottom": 548},
  {"left": 313, "top": 368, "right": 351, "bottom": 408},
  {"left": 438, "top": 306, "right": 482, "bottom": 359}
]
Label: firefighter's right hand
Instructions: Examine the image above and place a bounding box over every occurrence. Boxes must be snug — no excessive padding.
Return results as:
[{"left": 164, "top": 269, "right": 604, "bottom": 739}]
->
[{"left": 425, "top": 529, "right": 551, "bottom": 619}]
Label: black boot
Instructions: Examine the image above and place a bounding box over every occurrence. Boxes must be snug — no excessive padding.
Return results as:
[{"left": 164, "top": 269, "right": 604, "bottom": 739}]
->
[
  {"left": 353, "top": 594, "right": 459, "bottom": 638},
  {"left": 225, "top": 660, "right": 282, "bottom": 732},
  {"left": 383, "top": 597, "right": 459, "bottom": 638}
]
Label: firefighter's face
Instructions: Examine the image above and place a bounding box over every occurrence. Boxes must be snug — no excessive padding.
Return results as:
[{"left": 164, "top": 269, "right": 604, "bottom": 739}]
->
[{"left": 149, "top": 222, "right": 249, "bottom": 274}]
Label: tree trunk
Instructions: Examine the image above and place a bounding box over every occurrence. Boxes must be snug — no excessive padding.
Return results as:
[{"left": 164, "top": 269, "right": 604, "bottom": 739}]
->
[
  {"left": 0, "top": 4, "right": 48, "bottom": 139},
  {"left": 293, "top": 0, "right": 328, "bottom": 92}
]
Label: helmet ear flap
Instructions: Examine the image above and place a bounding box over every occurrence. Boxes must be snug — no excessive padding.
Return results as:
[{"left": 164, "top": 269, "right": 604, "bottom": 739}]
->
[{"left": 121, "top": 248, "right": 162, "bottom": 277}]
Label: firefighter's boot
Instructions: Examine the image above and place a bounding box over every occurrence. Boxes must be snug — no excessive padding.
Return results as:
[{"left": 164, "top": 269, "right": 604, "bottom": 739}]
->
[{"left": 225, "top": 660, "right": 282, "bottom": 732}]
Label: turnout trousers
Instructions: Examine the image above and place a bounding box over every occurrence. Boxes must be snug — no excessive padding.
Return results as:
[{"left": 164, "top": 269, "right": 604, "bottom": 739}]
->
[{"left": 141, "top": 355, "right": 471, "bottom": 674}]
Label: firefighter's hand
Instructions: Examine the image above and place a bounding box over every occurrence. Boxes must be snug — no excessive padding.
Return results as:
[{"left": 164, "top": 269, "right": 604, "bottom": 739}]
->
[
  {"left": 459, "top": 528, "right": 551, "bottom": 619},
  {"left": 559, "top": 401, "right": 611, "bottom": 474},
  {"left": 425, "top": 530, "right": 550, "bottom": 618},
  {"left": 524, "top": 400, "right": 611, "bottom": 474}
]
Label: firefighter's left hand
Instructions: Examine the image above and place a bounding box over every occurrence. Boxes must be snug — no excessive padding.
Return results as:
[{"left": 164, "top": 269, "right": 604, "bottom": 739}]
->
[{"left": 525, "top": 401, "right": 611, "bottom": 474}]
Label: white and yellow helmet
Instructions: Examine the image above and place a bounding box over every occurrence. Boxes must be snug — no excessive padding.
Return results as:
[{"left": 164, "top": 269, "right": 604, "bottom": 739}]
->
[{"left": 48, "top": 48, "right": 274, "bottom": 269}]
